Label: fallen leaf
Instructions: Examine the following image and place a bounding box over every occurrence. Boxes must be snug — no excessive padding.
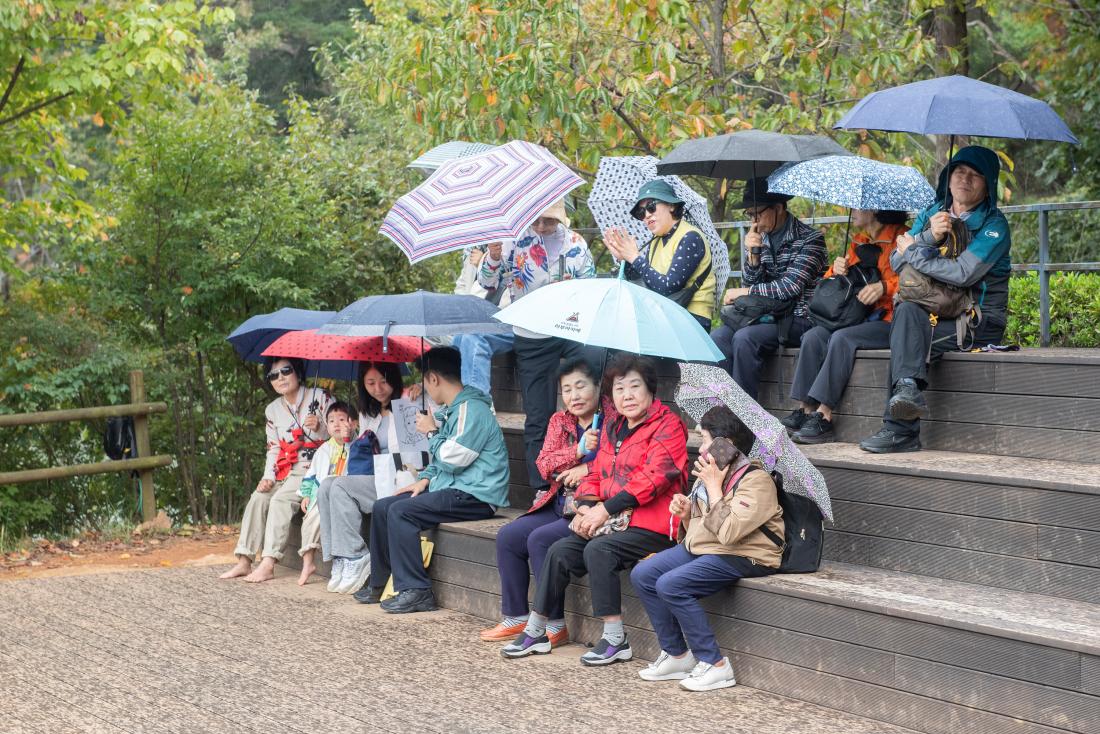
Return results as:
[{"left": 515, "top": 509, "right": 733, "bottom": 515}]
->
[
  {"left": 159, "top": 560, "right": 172, "bottom": 567},
  {"left": 118, "top": 553, "right": 131, "bottom": 560}
]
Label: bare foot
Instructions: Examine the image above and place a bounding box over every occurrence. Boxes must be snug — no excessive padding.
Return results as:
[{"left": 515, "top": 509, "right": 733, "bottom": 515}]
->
[
  {"left": 219, "top": 557, "right": 253, "bottom": 579},
  {"left": 297, "top": 559, "right": 316, "bottom": 586},
  {"left": 243, "top": 557, "right": 276, "bottom": 583}
]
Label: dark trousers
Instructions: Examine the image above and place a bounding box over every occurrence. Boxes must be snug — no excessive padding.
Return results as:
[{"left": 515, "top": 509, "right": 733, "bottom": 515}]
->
[
  {"left": 883, "top": 301, "right": 1005, "bottom": 437},
  {"left": 513, "top": 335, "right": 604, "bottom": 491},
  {"left": 789, "top": 320, "right": 891, "bottom": 409},
  {"left": 368, "top": 489, "right": 495, "bottom": 592},
  {"left": 495, "top": 494, "right": 571, "bottom": 618},
  {"left": 533, "top": 528, "right": 673, "bottom": 618},
  {"left": 631, "top": 544, "right": 774, "bottom": 664},
  {"left": 710, "top": 316, "right": 811, "bottom": 400}
]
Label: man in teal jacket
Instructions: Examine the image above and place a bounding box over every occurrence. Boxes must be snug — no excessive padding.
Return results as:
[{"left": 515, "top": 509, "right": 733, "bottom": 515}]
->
[
  {"left": 861, "top": 145, "right": 1011, "bottom": 453},
  {"left": 362, "top": 346, "right": 510, "bottom": 613}
]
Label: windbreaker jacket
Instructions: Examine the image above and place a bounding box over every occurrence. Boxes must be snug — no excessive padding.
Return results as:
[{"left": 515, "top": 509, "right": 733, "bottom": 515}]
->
[
  {"left": 576, "top": 399, "right": 688, "bottom": 538},
  {"left": 531, "top": 397, "right": 618, "bottom": 513},
  {"left": 419, "top": 386, "right": 510, "bottom": 508},
  {"left": 682, "top": 462, "right": 785, "bottom": 568}
]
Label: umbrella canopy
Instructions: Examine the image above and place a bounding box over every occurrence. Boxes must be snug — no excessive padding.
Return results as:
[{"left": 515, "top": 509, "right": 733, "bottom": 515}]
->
[
  {"left": 656, "top": 130, "right": 851, "bottom": 180},
  {"left": 675, "top": 363, "right": 832, "bottom": 521},
  {"left": 767, "top": 155, "right": 936, "bottom": 211},
  {"left": 380, "top": 140, "right": 585, "bottom": 264},
  {"left": 317, "top": 291, "right": 512, "bottom": 338},
  {"left": 262, "top": 330, "right": 429, "bottom": 364},
  {"left": 588, "top": 156, "right": 730, "bottom": 312},
  {"left": 227, "top": 308, "right": 335, "bottom": 362},
  {"left": 493, "top": 268, "right": 723, "bottom": 362},
  {"left": 834, "top": 75, "right": 1078, "bottom": 144},
  {"left": 406, "top": 141, "right": 497, "bottom": 175}
]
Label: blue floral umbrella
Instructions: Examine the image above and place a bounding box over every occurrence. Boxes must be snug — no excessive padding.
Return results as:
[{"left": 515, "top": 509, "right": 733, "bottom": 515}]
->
[{"left": 767, "top": 155, "right": 935, "bottom": 212}]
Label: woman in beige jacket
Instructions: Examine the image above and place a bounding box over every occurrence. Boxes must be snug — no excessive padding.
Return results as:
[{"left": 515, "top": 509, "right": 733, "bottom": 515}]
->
[{"left": 630, "top": 405, "right": 784, "bottom": 692}]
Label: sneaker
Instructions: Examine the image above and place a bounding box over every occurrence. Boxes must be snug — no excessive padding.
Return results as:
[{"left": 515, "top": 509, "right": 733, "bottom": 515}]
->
[
  {"left": 680, "top": 658, "right": 737, "bottom": 692},
  {"left": 333, "top": 554, "right": 371, "bottom": 594},
  {"left": 547, "top": 626, "right": 569, "bottom": 648},
  {"left": 859, "top": 427, "right": 921, "bottom": 454},
  {"left": 580, "top": 637, "right": 633, "bottom": 666},
  {"left": 380, "top": 587, "right": 437, "bottom": 614},
  {"left": 501, "top": 632, "right": 552, "bottom": 659},
  {"left": 480, "top": 621, "right": 527, "bottom": 641},
  {"left": 639, "top": 650, "right": 699, "bottom": 681},
  {"left": 326, "top": 558, "right": 345, "bottom": 592},
  {"left": 888, "top": 378, "right": 927, "bottom": 421},
  {"left": 780, "top": 408, "right": 809, "bottom": 433},
  {"left": 792, "top": 412, "right": 835, "bottom": 445},
  {"left": 354, "top": 585, "right": 384, "bottom": 604}
]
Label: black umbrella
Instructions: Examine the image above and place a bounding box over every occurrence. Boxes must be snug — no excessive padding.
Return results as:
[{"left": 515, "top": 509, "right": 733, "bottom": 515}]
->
[{"left": 655, "top": 130, "right": 851, "bottom": 180}]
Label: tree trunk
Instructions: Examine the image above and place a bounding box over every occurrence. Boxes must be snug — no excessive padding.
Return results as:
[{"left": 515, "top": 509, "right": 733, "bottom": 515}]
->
[{"left": 933, "top": 0, "right": 970, "bottom": 164}]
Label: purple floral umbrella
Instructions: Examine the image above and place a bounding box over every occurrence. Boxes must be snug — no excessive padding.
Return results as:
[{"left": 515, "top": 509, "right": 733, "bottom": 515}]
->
[{"left": 676, "top": 362, "right": 832, "bottom": 521}]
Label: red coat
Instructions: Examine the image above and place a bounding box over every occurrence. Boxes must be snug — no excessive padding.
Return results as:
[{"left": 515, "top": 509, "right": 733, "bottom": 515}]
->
[
  {"left": 576, "top": 398, "right": 688, "bottom": 538},
  {"left": 531, "top": 397, "right": 617, "bottom": 514}
]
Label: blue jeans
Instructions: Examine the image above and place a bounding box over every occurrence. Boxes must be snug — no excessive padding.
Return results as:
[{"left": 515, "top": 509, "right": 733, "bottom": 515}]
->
[
  {"left": 453, "top": 332, "right": 515, "bottom": 395},
  {"left": 631, "top": 544, "right": 775, "bottom": 664}
]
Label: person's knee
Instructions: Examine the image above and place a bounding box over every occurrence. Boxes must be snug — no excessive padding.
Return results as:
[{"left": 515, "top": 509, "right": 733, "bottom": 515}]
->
[
  {"left": 582, "top": 538, "right": 614, "bottom": 572},
  {"left": 629, "top": 559, "right": 658, "bottom": 592},
  {"left": 654, "top": 571, "right": 688, "bottom": 601},
  {"left": 497, "top": 521, "right": 528, "bottom": 555}
]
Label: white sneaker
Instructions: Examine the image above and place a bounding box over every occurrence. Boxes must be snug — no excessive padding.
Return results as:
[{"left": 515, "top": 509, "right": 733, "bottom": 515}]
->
[
  {"left": 326, "top": 558, "right": 346, "bottom": 592},
  {"left": 679, "top": 657, "right": 737, "bottom": 692},
  {"left": 638, "top": 651, "right": 699, "bottom": 681},
  {"left": 334, "top": 554, "right": 371, "bottom": 594}
]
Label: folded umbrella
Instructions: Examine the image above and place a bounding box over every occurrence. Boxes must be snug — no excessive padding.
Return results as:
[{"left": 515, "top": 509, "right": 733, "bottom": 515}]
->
[
  {"left": 656, "top": 129, "right": 851, "bottom": 180},
  {"left": 675, "top": 362, "right": 832, "bottom": 521},
  {"left": 381, "top": 140, "right": 585, "bottom": 264},
  {"left": 767, "top": 155, "right": 936, "bottom": 212}
]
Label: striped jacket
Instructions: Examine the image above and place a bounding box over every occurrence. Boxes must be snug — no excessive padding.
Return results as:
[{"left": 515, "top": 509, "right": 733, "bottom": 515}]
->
[{"left": 743, "top": 215, "right": 827, "bottom": 318}]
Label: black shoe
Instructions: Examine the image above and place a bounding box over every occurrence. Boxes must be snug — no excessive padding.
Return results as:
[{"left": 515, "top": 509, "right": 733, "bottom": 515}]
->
[
  {"left": 354, "top": 585, "right": 385, "bottom": 605},
  {"left": 793, "top": 412, "right": 835, "bottom": 444},
  {"left": 380, "top": 587, "right": 437, "bottom": 614},
  {"left": 859, "top": 428, "right": 921, "bottom": 454},
  {"left": 780, "top": 408, "right": 809, "bottom": 433},
  {"left": 888, "top": 378, "right": 927, "bottom": 421}
]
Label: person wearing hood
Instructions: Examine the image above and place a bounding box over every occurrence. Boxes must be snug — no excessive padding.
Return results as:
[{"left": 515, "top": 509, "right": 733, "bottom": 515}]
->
[
  {"left": 710, "top": 178, "right": 828, "bottom": 400},
  {"left": 477, "top": 200, "right": 601, "bottom": 496},
  {"left": 860, "top": 145, "right": 1012, "bottom": 454},
  {"left": 357, "top": 347, "right": 510, "bottom": 613}
]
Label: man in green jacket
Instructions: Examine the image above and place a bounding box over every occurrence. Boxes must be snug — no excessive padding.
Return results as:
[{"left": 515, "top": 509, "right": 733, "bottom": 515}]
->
[{"left": 360, "top": 346, "right": 510, "bottom": 613}]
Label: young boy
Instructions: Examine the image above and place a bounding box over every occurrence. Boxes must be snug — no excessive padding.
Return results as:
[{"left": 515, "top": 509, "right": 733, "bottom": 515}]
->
[{"left": 296, "top": 401, "right": 356, "bottom": 586}]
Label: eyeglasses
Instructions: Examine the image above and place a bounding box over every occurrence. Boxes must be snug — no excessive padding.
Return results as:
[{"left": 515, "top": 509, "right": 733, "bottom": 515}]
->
[
  {"left": 745, "top": 206, "right": 772, "bottom": 220},
  {"left": 266, "top": 365, "right": 295, "bottom": 381},
  {"left": 631, "top": 200, "right": 659, "bottom": 221}
]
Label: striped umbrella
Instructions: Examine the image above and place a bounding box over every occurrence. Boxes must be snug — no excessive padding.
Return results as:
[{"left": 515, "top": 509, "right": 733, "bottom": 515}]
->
[
  {"left": 380, "top": 140, "right": 585, "bottom": 264},
  {"left": 406, "top": 141, "right": 497, "bottom": 176}
]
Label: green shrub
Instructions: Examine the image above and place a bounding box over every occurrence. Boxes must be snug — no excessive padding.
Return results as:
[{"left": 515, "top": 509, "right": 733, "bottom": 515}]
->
[{"left": 1006, "top": 272, "right": 1100, "bottom": 347}]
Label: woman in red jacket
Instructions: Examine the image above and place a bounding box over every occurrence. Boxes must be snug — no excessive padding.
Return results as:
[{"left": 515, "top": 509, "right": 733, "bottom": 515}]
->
[
  {"left": 480, "top": 359, "right": 612, "bottom": 645},
  {"left": 502, "top": 353, "right": 689, "bottom": 666}
]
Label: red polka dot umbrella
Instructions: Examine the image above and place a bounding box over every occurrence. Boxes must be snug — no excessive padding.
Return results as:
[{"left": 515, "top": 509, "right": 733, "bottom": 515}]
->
[{"left": 262, "top": 329, "right": 429, "bottom": 368}]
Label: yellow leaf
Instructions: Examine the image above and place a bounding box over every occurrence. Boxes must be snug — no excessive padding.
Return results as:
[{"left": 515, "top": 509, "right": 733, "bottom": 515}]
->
[
  {"left": 91, "top": 112, "right": 104, "bottom": 127},
  {"left": 486, "top": 90, "right": 497, "bottom": 105}
]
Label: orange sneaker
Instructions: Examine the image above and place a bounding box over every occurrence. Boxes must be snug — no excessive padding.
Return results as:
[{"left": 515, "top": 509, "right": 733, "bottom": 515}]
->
[
  {"left": 547, "top": 626, "right": 569, "bottom": 648},
  {"left": 480, "top": 621, "right": 527, "bottom": 641}
]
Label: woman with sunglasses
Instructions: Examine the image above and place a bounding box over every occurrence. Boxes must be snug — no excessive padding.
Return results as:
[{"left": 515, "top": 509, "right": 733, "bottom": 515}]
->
[
  {"left": 221, "top": 356, "right": 332, "bottom": 582},
  {"left": 604, "top": 179, "right": 716, "bottom": 331}
]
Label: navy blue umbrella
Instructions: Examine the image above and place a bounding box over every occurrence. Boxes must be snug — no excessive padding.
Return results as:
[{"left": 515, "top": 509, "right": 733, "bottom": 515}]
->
[
  {"left": 317, "top": 291, "right": 512, "bottom": 338},
  {"left": 834, "top": 75, "right": 1078, "bottom": 144},
  {"left": 227, "top": 307, "right": 362, "bottom": 381}
]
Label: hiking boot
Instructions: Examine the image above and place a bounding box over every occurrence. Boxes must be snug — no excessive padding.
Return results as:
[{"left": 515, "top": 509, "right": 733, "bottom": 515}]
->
[
  {"left": 333, "top": 553, "right": 371, "bottom": 594},
  {"left": 501, "top": 632, "right": 552, "bottom": 659},
  {"left": 680, "top": 658, "right": 737, "bottom": 692},
  {"left": 354, "top": 585, "right": 385, "bottom": 605},
  {"left": 380, "top": 587, "right": 437, "bottom": 614},
  {"left": 859, "top": 428, "right": 921, "bottom": 454},
  {"left": 580, "top": 637, "right": 633, "bottom": 666},
  {"left": 326, "top": 558, "right": 345, "bottom": 592},
  {"left": 793, "top": 412, "right": 835, "bottom": 445},
  {"left": 780, "top": 408, "right": 809, "bottom": 433},
  {"left": 639, "top": 651, "right": 698, "bottom": 681},
  {"left": 888, "top": 378, "right": 927, "bottom": 421}
]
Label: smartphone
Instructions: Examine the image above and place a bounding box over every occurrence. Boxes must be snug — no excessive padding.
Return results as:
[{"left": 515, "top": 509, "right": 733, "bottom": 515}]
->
[{"left": 706, "top": 438, "right": 739, "bottom": 471}]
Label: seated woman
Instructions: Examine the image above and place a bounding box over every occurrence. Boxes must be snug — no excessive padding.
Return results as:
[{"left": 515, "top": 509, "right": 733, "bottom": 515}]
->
[
  {"left": 317, "top": 361, "right": 430, "bottom": 596},
  {"left": 783, "top": 209, "right": 907, "bottom": 443},
  {"left": 501, "top": 354, "right": 688, "bottom": 665},
  {"left": 604, "top": 179, "right": 716, "bottom": 331},
  {"left": 220, "top": 356, "right": 331, "bottom": 582},
  {"left": 480, "top": 358, "right": 614, "bottom": 645},
  {"left": 631, "top": 405, "right": 783, "bottom": 692}
]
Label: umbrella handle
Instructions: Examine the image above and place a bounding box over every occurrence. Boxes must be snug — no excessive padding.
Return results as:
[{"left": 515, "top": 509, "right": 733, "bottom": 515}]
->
[{"left": 617, "top": 260, "right": 626, "bottom": 280}]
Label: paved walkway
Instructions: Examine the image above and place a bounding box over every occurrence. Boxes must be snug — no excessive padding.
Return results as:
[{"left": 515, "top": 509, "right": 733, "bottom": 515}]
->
[{"left": 0, "top": 567, "right": 917, "bottom": 733}]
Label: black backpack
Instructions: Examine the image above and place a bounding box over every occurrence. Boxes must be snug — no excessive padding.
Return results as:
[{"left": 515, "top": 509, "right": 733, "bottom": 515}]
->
[
  {"left": 750, "top": 468, "right": 824, "bottom": 573},
  {"left": 807, "top": 243, "right": 883, "bottom": 333},
  {"left": 104, "top": 416, "right": 137, "bottom": 461}
]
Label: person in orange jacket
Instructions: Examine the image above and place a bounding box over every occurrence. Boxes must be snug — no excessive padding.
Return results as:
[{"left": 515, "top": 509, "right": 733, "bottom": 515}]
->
[{"left": 782, "top": 209, "right": 909, "bottom": 444}]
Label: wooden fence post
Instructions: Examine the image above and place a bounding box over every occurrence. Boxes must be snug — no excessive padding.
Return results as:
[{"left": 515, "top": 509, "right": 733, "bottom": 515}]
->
[{"left": 129, "top": 370, "right": 156, "bottom": 522}]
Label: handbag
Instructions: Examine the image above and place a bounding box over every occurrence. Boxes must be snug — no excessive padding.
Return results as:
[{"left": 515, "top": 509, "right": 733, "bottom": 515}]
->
[
  {"left": 567, "top": 494, "right": 632, "bottom": 536},
  {"left": 808, "top": 243, "right": 883, "bottom": 332},
  {"left": 896, "top": 217, "right": 974, "bottom": 320}
]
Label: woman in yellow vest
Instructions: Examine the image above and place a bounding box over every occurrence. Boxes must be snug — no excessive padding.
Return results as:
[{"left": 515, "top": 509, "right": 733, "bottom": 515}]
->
[{"left": 604, "top": 180, "right": 716, "bottom": 331}]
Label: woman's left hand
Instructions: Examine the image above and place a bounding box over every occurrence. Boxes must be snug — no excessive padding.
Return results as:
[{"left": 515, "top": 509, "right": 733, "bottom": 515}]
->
[
  {"left": 692, "top": 454, "right": 727, "bottom": 496},
  {"left": 303, "top": 415, "right": 320, "bottom": 431},
  {"left": 857, "top": 281, "right": 885, "bottom": 305}
]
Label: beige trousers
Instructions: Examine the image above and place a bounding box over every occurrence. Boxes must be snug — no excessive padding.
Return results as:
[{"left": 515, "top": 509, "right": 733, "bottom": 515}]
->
[
  {"left": 298, "top": 503, "right": 321, "bottom": 557},
  {"left": 234, "top": 466, "right": 306, "bottom": 561}
]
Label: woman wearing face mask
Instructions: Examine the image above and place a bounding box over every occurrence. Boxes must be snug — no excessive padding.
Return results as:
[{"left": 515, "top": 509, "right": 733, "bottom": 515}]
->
[
  {"left": 501, "top": 354, "right": 688, "bottom": 666},
  {"left": 604, "top": 180, "right": 716, "bottom": 331},
  {"left": 220, "top": 356, "right": 331, "bottom": 583},
  {"left": 783, "top": 209, "right": 908, "bottom": 445},
  {"left": 480, "top": 359, "right": 617, "bottom": 645}
]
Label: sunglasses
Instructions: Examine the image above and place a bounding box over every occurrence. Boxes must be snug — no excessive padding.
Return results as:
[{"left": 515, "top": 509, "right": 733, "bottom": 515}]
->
[
  {"left": 266, "top": 365, "right": 295, "bottom": 382},
  {"left": 631, "top": 200, "right": 660, "bottom": 221}
]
